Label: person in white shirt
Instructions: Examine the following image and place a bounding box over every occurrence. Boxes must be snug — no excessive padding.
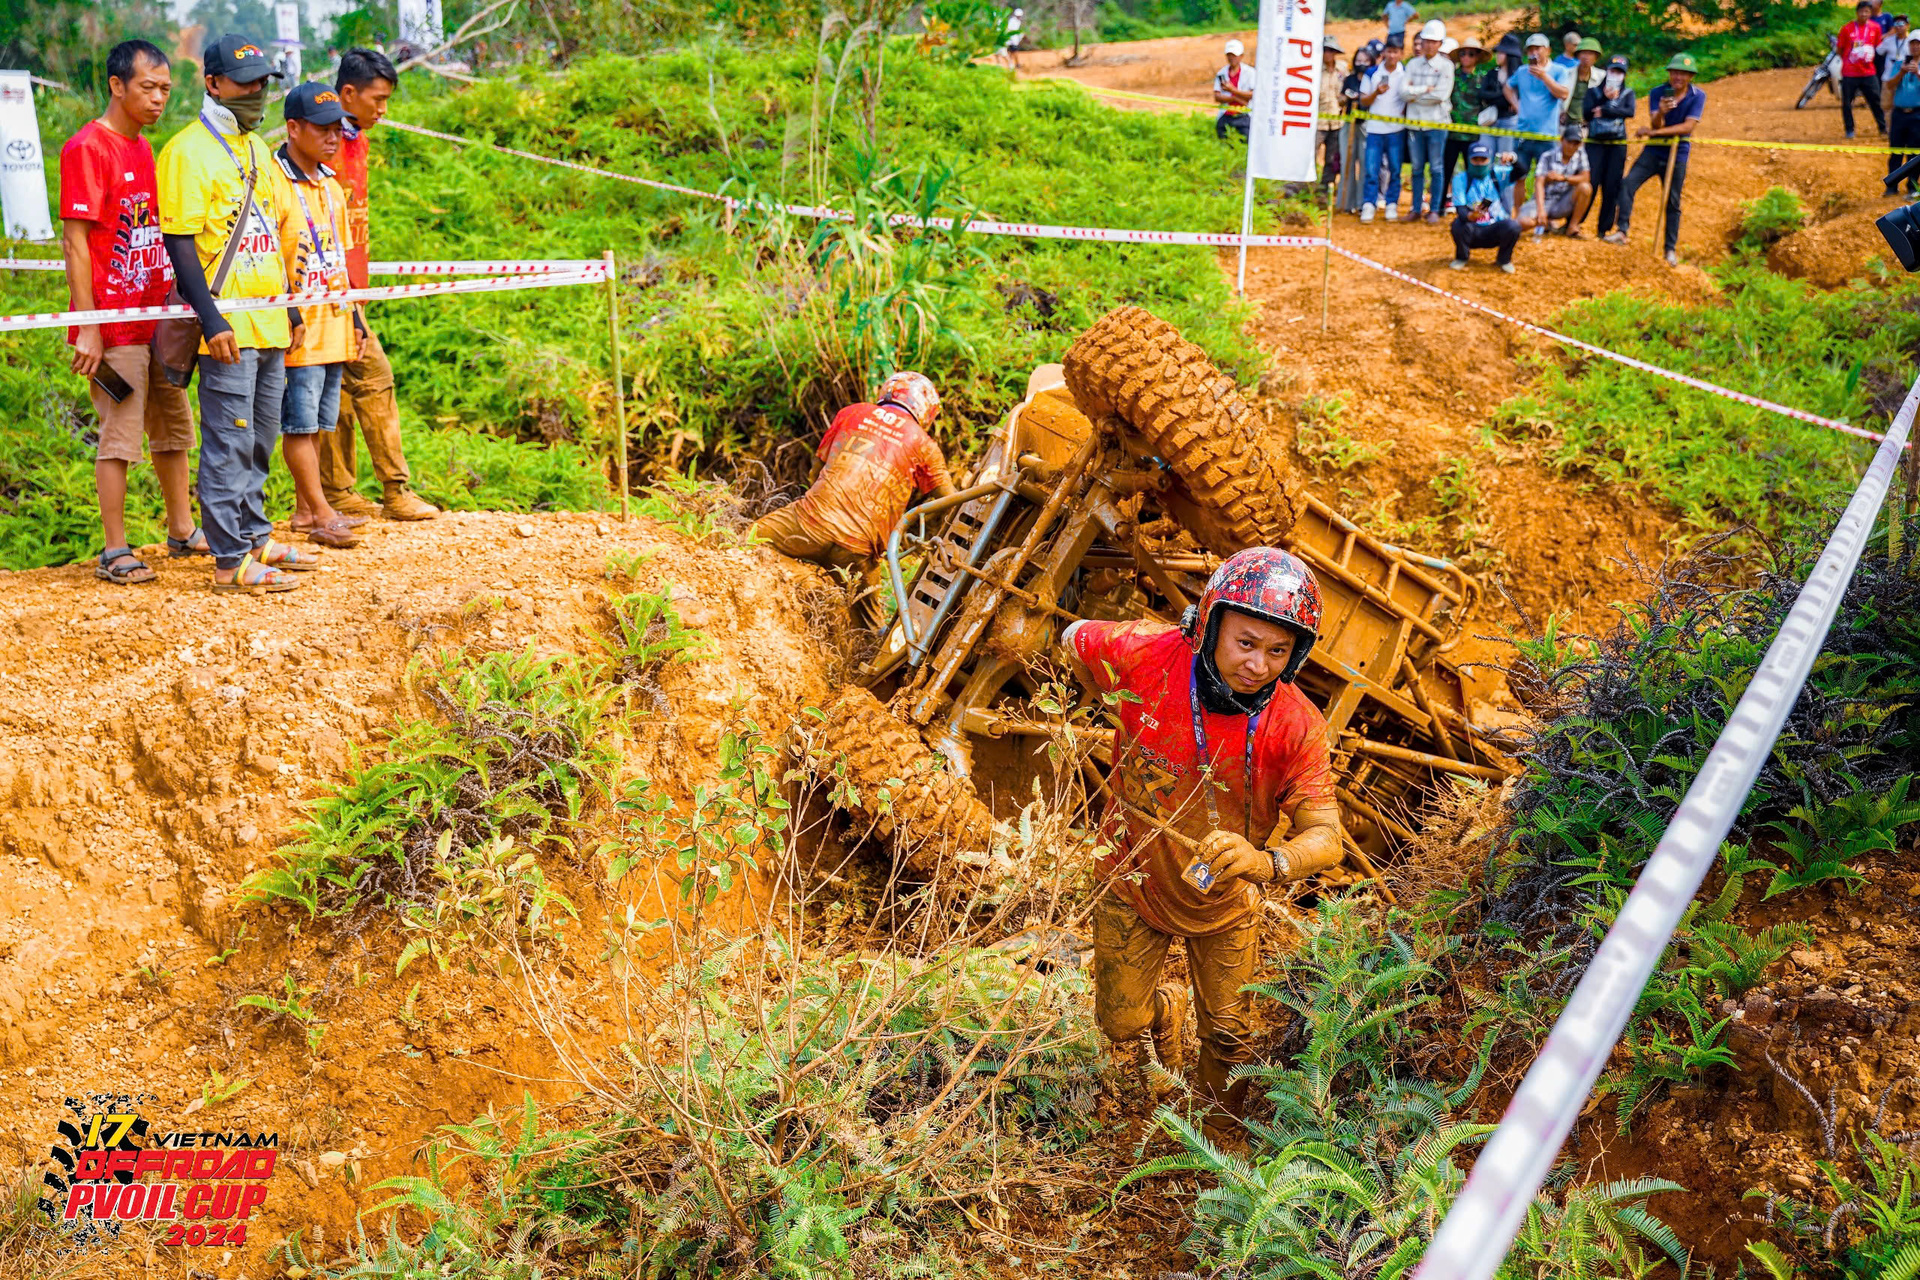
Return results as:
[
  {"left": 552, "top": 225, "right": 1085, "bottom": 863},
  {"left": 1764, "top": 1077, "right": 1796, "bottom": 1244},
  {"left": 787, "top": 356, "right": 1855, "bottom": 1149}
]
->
[
  {"left": 1402, "top": 19, "right": 1454, "bottom": 221},
  {"left": 1358, "top": 33, "right": 1409, "bottom": 221},
  {"left": 1882, "top": 14, "right": 1913, "bottom": 81},
  {"left": 1214, "top": 38, "right": 1257, "bottom": 141},
  {"left": 1002, "top": 7, "right": 1025, "bottom": 68}
]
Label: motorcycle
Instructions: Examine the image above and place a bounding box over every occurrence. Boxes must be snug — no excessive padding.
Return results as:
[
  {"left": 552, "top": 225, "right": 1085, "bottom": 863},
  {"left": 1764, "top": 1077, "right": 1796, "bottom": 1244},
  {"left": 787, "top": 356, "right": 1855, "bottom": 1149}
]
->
[{"left": 1798, "top": 36, "right": 1842, "bottom": 108}]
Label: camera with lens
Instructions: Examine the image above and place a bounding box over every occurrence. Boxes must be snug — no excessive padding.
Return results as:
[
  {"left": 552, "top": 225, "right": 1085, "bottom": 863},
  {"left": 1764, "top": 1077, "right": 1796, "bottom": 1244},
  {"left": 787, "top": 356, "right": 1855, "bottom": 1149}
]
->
[{"left": 1880, "top": 154, "right": 1920, "bottom": 270}]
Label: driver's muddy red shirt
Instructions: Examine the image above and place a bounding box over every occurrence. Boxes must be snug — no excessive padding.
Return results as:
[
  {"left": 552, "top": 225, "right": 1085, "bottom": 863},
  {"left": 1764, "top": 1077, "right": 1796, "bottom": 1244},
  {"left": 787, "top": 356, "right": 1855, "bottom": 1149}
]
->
[
  {"left": 788, "top": 402, "right": 953, "bottom": 556},
  {"left": 1071, "top": 619, "right": 1335, "bottom": 938}
]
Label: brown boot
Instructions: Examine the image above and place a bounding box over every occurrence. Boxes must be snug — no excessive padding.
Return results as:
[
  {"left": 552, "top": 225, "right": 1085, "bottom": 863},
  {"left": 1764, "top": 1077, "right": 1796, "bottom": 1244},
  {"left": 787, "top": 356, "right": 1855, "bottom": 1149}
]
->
[
  {"left": 1150, "top": 984, "right": 1188, "bottom": 1076},
  {"left": 328, "top": 490, "right": 380, "bottom": 518},
  {"left": 381, "top": 487, "right": 440, "bottom": 521}
]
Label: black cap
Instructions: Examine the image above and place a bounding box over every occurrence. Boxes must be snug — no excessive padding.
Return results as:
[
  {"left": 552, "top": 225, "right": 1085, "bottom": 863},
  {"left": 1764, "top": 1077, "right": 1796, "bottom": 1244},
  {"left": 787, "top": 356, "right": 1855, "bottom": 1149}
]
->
[
  {"left": 1562, "top": 124, "right": 1586, "bottom": 142},
  {"left": 203, "top": 34, "right": 282, "bottom": 84},
  {"left": 1608, "top": 53, "right": 1629, "bottom": 69},
  {"left": 1384, "top": 31, "right": 1404, "bottom": 46},
  {"left": 284, "top": 81, "right": 347, "bottom": 125},
  {"left": 1468, "top": 139, "right": 1493, "bottom": 160}
]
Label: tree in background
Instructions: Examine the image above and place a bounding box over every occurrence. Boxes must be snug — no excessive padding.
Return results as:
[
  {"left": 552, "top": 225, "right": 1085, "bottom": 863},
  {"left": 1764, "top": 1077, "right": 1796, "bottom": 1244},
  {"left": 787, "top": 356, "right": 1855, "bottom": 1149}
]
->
[{"left": 1, "top": 0, "right": 175, "bottom": 92}]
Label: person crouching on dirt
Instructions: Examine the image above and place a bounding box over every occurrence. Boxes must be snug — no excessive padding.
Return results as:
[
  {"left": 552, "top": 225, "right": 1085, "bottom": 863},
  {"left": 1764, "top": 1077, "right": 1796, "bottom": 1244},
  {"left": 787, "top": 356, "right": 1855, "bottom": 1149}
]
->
[
  {"left": 751, "top": 371, "right": 956, "bottom": 628},
  {"left": 1061, "top": 548, "right": 1344, "bottom": 1146}
]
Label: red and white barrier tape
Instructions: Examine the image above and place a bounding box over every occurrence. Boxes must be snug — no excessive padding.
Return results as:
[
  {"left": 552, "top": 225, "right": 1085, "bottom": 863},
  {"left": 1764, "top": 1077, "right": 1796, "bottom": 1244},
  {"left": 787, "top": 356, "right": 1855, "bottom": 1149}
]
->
[
  {"left": 0, "top": 121, "right": 1868, "bottom": 444},
  {"left": 1, "top": 257, "right": 601, "bottom": 276},
  {"left": 0, "top": 266, "right": 606, "bottom": 334},
  {"left": 366, "top": 259, "right": 606, "bottom": 275},
  {"left": 1325, "top": 244, "right": 1875, "bottom": 442},
  {"left": 1414, "top": 374, "right": 1920, "bottom": 1280}
]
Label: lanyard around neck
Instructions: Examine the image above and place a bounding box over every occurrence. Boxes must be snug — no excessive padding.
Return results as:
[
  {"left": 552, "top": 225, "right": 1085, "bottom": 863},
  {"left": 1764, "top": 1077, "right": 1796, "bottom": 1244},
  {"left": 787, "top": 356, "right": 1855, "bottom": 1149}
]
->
[
  {"left": 1188, "top": 673, "right": 1261, "bottom": 841},
  {"left": 199, "top": 116, "right": 279, "bottom": 264},
  {"left": 289, "top": 178, "right": 336, "bottom": 263}
]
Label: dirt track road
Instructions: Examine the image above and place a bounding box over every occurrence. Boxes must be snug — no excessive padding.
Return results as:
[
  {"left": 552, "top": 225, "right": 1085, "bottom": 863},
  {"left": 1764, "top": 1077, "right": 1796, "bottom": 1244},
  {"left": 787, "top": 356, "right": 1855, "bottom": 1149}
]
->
[{"left": 1022, "top": 33, "right": 1893, "bottom": 624}]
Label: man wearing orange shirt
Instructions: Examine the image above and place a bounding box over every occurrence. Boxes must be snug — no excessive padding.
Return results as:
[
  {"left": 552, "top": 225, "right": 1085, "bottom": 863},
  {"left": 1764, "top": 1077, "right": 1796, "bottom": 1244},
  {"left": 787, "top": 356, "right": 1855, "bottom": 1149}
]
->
[
  {"left": 752, "top": 371, "right": 956, "bottom": 626},
  {"left": 1063, "top": 548, "right": 1344, "bottom": 1143},
  {"left": 321, "top": 48, "right": 438, "bottom": 522}
]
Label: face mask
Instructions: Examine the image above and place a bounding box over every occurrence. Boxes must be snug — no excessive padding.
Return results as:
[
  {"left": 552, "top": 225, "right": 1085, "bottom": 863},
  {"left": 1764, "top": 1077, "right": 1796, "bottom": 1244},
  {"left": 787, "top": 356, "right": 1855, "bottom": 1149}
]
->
[
  {"left": 1606, "top": 69, "right": 1625, "bottom": 88},
  {"left": 1468, "top": 162, "right": 1490, "bottom": 177},
  {"left": 212, "top": 86, "right": 266, "bottom": 133}
]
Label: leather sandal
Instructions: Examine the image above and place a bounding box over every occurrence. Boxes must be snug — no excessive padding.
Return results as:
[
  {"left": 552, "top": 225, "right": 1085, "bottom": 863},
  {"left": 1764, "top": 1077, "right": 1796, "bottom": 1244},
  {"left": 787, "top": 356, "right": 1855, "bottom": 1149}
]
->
[
  {"left": 301, "top": 519, "right": 360, "bottom": 549},
  {"left": 96, "top": 547, "right": 157, "bottom": 584},
  {"left": 166, "top": 527, "right": 211, "bottom": 558}
]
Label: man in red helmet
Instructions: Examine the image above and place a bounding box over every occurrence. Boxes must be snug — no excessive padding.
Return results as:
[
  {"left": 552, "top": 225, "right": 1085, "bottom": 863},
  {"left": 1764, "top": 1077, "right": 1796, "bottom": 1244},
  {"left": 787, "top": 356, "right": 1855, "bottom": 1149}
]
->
[
  {"left": 1062, "top": 547, "right": 1344, "bottom": 1142},
  {"left": 753, "top": 371, "right": 956, "bottom": 625}
]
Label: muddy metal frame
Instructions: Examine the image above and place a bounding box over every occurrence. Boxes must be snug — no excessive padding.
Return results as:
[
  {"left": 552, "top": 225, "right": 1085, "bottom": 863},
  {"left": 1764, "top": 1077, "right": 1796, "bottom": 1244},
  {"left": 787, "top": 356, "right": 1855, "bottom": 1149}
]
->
[{"left": 867, "top": 370, "right": 1516, "bottom": 860}]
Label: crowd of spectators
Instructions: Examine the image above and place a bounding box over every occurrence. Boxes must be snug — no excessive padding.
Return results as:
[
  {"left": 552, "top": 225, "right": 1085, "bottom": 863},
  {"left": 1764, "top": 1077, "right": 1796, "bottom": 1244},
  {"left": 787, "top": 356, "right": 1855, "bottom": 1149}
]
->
[
  {"left": 60, "top": 37, "right": 437, "bottom": 592},
  {"left": 1218, "top": 13, "right": 1708, "bottom": 271}
]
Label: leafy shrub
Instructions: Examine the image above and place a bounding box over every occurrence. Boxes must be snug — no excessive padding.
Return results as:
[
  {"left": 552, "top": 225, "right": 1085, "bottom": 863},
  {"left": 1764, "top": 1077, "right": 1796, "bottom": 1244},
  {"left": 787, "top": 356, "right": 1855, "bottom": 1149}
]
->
[
  {"left": 1481, "top": 510, "right": 1920, "bottom": 1118},
  {"left": 240, "top": 645, "right": 623, "bottom": 937},
  {"left": 1493, "top": 259, "right": 1919, "bottom": 533},
  {"left": 1129, "top": 899, "right": 1692, "bottom": 1279},
  {"left": 1740, "top": 186, "right": 1808, "bottom": 248}
]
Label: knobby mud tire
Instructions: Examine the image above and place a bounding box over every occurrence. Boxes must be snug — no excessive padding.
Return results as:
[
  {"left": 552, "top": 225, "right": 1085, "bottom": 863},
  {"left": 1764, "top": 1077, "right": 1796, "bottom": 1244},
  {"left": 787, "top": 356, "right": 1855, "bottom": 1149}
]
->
[
  {"left": 1062, "top": 306, "right": 1300, "bottom": 553},
  {"left": 797, "top": 686, "right": 998, "bottom": 884}
]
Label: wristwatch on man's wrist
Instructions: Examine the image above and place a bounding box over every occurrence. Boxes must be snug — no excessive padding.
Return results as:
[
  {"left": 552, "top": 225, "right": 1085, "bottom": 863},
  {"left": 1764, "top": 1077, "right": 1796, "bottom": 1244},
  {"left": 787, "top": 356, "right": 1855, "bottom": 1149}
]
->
[{"left": 1268, "top": 844, "right": 1293, "bottom": 884}]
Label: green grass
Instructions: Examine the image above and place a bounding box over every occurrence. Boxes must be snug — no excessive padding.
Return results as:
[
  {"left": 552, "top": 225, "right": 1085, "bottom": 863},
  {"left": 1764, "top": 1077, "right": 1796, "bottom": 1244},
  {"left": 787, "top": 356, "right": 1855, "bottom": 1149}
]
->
[
  {"left": 1492, "top": 255, "right": 1905, "bottom": 533},
  {"left": 0, "top": 44, "right": 1293, "bottom": 568}
]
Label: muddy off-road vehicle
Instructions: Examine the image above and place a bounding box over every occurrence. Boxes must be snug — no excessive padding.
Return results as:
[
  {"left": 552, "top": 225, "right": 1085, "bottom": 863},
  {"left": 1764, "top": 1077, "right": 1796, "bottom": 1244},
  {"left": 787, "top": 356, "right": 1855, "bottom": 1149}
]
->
[{"left": 799, "top": 307, "right": 1514, "bottom": 886}]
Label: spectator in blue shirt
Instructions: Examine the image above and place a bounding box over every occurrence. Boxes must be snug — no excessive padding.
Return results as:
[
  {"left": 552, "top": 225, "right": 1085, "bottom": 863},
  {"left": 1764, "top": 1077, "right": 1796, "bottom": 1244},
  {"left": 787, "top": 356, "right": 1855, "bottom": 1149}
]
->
[
  {"left": 1886, "top": 33, "right": 1920, "bottom": 192},
  {"left": 1385, "top": 0, "right": 1418, "bottom": 42},
  {"left": 1449, "top": 139, "right": 1524, "bottom": 271},
  {"left": 1512, "top": 33, "right": 1573, "bottom": 184},
  {"left": 1553, "top": 31, "right": 1581, "bottom": 70},
  {"left": 1611, "top": 52, "right": 1705, "bottom": 265}
]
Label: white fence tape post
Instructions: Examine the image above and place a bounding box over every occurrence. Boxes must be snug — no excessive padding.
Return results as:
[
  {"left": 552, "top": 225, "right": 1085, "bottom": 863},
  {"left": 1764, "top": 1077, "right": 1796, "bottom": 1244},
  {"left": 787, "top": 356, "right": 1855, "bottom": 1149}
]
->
[{"left": 1414, "top": 374, "right": 1920, "bottom": 1280}]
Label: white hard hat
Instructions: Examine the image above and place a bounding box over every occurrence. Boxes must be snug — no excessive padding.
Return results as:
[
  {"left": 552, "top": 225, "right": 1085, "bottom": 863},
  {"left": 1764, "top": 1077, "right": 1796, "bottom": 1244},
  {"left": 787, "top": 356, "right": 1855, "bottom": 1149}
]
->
[
  {"left": 1224, "top": 38, "right": 1245, "bottom": 55},
  {"left": 1419, "top": 19, "right": 1447, "bottom": 41},
  {"left": 1439, "top": 36, "right": 1458, "bottom": 54}
]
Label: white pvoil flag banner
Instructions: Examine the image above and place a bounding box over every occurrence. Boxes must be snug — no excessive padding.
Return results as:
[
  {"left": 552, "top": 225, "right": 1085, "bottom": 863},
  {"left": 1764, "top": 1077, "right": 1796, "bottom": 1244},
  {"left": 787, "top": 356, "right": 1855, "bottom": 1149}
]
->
[
  {"left": 398, "top": 0, "right": 445, "bottom": 48},
  {"left": 0, "top": 72, "right": 52, "bottom": 241},
  {"left": 1248, "top": 0, "right": 1326, "bottom": 181}
]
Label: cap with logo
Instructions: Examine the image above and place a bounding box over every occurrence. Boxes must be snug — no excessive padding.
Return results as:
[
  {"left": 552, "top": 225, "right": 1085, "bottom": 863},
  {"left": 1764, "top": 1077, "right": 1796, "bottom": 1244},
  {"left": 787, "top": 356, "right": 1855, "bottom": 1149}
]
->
[
  {"left": 202, "top": 34, "right": 283, "bottom": 83},
  {"left": 1224, "top": 38, "right": 1245, "bottom": 56},
  {"left": 1667, "top": 51, "right": 1699, "bottom": 73},
  {"left": 1607, "top": 54, "right": 1629, "bottom": 69},
  {"left": 1468, "top": 140, "right": 1493, "bottom": 160},
  {"left": 1525, "top": 33, "right": 1551, "bottom": 49},
  {"left": 284, "top": 81, "right": 347, "bottom": 125}
]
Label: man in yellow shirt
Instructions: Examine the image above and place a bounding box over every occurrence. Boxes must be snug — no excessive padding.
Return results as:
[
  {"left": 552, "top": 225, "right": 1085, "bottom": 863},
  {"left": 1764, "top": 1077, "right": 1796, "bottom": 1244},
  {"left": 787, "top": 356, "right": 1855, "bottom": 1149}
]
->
[
  {"left": 273, "top": 82, "right": 365, "bottom": 550},
  {"left": 157, "top": 34, "right": 319, "bottom": 592}
]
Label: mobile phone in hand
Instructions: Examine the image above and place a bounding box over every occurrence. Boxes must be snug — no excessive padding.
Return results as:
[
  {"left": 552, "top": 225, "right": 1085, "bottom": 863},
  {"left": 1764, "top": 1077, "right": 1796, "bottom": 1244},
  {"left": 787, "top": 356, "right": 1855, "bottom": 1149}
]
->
[{"left": 92, "top": 364, "right": 134, "bottom": 404}]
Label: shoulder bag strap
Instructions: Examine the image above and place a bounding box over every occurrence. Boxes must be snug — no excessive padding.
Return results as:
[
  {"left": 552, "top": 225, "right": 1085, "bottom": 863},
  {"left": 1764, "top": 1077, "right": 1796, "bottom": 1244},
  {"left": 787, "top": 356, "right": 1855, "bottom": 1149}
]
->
[{"left": 206, "top": 143, "right": 260, "bottom": 299}]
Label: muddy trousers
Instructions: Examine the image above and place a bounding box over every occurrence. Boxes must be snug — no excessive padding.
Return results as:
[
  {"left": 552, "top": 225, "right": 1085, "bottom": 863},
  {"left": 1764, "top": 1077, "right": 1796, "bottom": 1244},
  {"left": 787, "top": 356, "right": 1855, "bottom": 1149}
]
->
[
  {"left": 752, "top": 503, "right": 888, "bottom": 629},
  {"left": 1092, "top": 893, "right": 1258, "bottom": 1127},
  {"left": 320, "top": 320, "right": 411, "bottom": 503}
]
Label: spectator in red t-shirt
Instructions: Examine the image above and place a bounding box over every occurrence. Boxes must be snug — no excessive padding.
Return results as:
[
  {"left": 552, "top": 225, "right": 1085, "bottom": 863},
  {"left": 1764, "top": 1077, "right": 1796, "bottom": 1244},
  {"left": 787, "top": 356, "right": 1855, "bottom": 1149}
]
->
[
  {"left": 1843, "top": 0, "right": 1891, "bottom": 137},
  {"left": 319, "top": 48, "right": 440, "bottom": 523},
  {"left": 1062, "top": 548, "right": 1343, "bottom": 1145},
  {"left": 751, "top": 372, "right": 955, "bottom": 627},
  {"left": 59, "top": 39, "right": 202, "bottom": 585}
]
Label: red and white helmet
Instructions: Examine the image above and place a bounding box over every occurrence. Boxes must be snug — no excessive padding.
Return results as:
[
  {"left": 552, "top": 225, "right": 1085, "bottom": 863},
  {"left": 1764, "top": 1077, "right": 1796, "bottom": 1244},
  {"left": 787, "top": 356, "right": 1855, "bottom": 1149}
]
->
[
  {"left": 876, "top": 371, "right": 941, "bottom": 428},
  {"left": 1180, "top": 547, "right": 1322, "bottom": 684}
]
